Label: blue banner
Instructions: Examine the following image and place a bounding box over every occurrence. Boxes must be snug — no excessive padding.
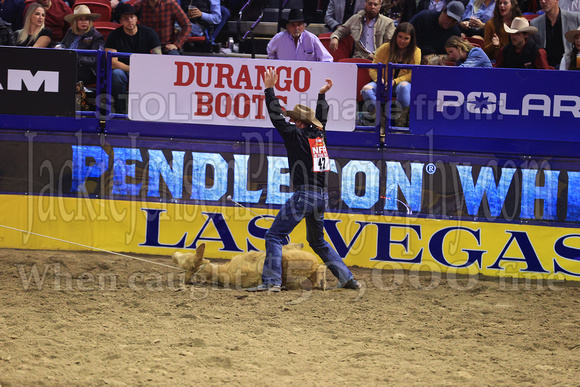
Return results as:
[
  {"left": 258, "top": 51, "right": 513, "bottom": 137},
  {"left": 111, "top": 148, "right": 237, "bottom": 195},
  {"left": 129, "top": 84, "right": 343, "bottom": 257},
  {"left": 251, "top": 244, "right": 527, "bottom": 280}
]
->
[{"left": 409, "top": 66, "right": 580, "bottom": 142}]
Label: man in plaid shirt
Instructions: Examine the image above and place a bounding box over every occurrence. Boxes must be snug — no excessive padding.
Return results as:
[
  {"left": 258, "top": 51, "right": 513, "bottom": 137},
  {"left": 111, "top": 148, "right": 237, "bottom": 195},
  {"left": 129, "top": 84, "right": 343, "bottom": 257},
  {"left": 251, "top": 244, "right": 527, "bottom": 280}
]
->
[{"left": 134, "top": 0, "right": 191, "bottom": 54}]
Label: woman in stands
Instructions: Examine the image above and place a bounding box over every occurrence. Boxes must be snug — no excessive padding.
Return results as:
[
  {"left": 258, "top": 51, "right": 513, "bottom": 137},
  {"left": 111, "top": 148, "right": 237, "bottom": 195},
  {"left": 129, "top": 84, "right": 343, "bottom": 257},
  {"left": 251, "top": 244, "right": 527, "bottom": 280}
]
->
[
  {"left": 361, "top": 22, "right": 421, "bottom": 127},
  {"left": 15, "top": 3, "right": 51, "bottom": 47},
  {"left": 445, "top": 35, "right": 492, "bottom": 66},
  {"left": 458, "top": 0, "right": 496, "bottom": 37},
  {"left": 560, "top": 27, "right": 580, "bottom": 70},
  {"left": 483, "top": 0, "right": 522, "bottom": 59},
  {"left": 59, "top": 5, "right": 105, "bottom": 85}
]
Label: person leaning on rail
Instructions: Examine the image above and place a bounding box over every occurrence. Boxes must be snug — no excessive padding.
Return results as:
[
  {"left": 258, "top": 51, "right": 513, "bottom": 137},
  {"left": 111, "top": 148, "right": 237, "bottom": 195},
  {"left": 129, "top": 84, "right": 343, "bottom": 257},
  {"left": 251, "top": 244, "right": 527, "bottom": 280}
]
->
[{"left": 445, "top": 35, "right": 493, "bottom": 66}]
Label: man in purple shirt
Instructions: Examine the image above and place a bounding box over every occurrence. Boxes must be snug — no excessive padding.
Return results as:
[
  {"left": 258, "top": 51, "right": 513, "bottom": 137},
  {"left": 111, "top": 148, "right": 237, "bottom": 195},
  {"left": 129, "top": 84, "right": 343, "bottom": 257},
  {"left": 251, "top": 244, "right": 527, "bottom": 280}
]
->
[{"left": 267, "top": 9, "right": 333, "bottom": 62}]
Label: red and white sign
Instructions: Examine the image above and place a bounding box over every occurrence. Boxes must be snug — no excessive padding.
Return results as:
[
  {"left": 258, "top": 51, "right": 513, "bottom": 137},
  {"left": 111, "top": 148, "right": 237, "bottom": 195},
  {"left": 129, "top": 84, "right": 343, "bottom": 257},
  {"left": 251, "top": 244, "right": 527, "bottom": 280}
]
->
[
  {"left": 129, "top": 55, "right": 358, "bottom": 131},
  {"left": 309, "top": 137, "right": 330, "bottom": 172}
]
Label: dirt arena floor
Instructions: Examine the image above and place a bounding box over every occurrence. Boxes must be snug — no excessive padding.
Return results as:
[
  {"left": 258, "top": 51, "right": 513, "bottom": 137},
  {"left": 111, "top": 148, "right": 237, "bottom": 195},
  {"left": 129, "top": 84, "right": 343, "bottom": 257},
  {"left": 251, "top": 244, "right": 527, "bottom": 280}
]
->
[{"left": 1, "top": 248, "right": 579, "bottom": 386}]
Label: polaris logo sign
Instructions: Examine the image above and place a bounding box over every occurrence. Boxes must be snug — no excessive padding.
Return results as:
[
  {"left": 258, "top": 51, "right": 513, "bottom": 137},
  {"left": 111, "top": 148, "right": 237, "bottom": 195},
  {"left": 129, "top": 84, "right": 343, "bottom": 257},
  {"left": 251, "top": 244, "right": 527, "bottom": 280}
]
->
[
  {"left": 436, "top": 90, "right": 580, "bottom": 118},
  {"left": 0, "top": 70, "right": 59, "bottom": 92},
  {"left": 0, "top": 47, "right": 76, "bottom": 117},
  {"left": 410, "top": 66, "right": 580, "bottom": 143}
]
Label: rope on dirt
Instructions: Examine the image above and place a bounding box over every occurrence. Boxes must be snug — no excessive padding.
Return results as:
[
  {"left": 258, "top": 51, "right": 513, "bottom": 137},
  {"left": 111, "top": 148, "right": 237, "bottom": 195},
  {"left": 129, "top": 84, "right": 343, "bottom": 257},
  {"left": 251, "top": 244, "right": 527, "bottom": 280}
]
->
[{"left": 0, "top": 224, "right": 185, "bottom": 271}]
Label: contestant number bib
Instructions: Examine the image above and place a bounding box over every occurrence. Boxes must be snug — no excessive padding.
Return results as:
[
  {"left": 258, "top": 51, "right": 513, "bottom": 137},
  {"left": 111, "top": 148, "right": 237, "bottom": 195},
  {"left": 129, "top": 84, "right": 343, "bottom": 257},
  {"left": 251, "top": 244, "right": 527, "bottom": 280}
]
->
[{"left": 309, "top": 137, "right": 330, "bottom": 173}]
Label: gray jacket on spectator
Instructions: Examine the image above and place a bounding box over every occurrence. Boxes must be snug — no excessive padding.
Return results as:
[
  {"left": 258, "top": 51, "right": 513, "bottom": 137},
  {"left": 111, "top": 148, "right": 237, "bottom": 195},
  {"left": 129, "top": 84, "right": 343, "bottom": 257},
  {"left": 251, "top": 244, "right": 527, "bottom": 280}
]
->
[
  {"left": 331, "top": 9, "right": 396, "bottom": 59},
  {"left": 531, "top": 8, "right": 580, "bottom": 53},
  {"left": 325, "top": 0, "right": 366, "bottom": 31}
]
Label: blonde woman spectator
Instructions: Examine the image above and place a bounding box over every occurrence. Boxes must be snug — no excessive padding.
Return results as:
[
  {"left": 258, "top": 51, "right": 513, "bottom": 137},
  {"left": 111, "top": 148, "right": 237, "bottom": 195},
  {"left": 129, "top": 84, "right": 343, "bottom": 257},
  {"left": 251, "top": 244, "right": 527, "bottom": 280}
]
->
[
  {"left": 15, "top": 3, "right": 51, "bottom": 47},
  {"left": 483, "top": 0, "right": 521, "bottom": 59},
  {"left": 445, "top": 35, "right": 492, "bottom": 66}
]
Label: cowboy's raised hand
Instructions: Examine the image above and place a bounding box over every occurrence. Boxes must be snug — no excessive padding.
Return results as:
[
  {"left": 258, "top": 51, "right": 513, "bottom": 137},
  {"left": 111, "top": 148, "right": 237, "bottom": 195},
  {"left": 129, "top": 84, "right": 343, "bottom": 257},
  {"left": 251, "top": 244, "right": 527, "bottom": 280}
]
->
[
  {"left": 264, "top": 68, "right": 278, "bottom": 89},
  {"left": 319, "top": 78, "right": 333, "bottom": 94}
]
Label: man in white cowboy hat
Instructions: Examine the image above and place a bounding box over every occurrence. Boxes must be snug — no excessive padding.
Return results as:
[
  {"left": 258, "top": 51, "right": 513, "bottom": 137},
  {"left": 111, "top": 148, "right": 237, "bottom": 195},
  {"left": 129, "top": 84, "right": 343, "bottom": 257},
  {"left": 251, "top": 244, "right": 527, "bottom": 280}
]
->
[
  {"left": 560, "top": 26, "right": 580, "bottom": 69},
  {"left": 530, "top": 0, "right": 580, "bottom": 67},
  {"left": 247, "top": 68, "right": 361, "bottom": 292},
  {"left": 59, "top": 5, "right": 105, "bottom": 84},
  {"left": 496, "top": 17, "right": 550, "bottom": 69},
  {"left": 330, "top": 0, "right": 395, "bottom": 60},
  {"left": 267, "top": 8, "right": 333, "bottom": 62}
]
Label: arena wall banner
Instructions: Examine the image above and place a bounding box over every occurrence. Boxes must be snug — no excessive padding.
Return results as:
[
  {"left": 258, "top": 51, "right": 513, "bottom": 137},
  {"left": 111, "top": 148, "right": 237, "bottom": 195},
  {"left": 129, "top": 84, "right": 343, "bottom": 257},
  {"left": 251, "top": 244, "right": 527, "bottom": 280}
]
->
[
  {"left": 128, "top": 55, "right": 359, "bottom": 131},
  {"left": 0, "top": 133, "right": 579, "bottom": 281},
  {"left": 409, "top": 65, "right": 580, "bottom": 142},
  {"left": 0, "top": 47, "right": 76, "bottom": 117}
]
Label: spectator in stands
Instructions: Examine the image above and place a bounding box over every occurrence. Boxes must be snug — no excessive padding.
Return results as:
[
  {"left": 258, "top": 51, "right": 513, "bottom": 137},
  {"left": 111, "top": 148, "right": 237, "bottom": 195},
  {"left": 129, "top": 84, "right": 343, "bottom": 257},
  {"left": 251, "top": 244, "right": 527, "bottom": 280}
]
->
[
  {"left": 24, "top": 0, "right": 72, "bottom": 44},
  {"left": 362, "top": 22, "right": 420, "bottom": 126},
  {"left": 560, "top": 26, "right": 580, "bottom": 69},
  {"left": 483, "top": 0, "right": 521, "bottom": 59},
  {"left": 417, "top": 0, "right": 448, "bottom": 13},
  {"left": 410, "top": 0, "right": 463, "bottom": 56},
  {"left": 496, "top": 17, "right": 550, "bottom": 68},
  {"left": 0, "top": 16, "right": 15, "bottom": 44},
  {"left": 330, "top": 0, "right": 395, "bottom": 60},
  {"left": 445, "top": 35, "right": 493, "bottom": 65},
  {"left": 181, "top": 0, "right": 230, "bottom": 45},
  {"left": 325, "top": 0, "right": 365, "bottom": 31},
  {"left": 559, "top": 0, "right": 580, "bottom": 12},
  {"left": 458, "top": 0, "right": 495, "bottom": 37},
  {"left": 517, "top": 0, "right": 538, "bottom": 13},
  {"left": 267, "top": 9, "right": 333, "bottom": 62},
  {"left": 105, "top": 3, "right": 161, "bottom": 113},
  {"left": 1, "top": 0, "right": 25, "bottom": 31},
  {"left": 60, "top": 5, "right": 105, "bottom": 85},
  {"left": 15, "top": 2, "right": 51, "bottom": 46},
  {"left": 134, "top": 0, "right": 190, "bottom": 54},
  {"left": 380, "top": 0, "right": 416, "bottom": 24},
  {"left": 530, "top": 0, "right": 580, "bottom": 67}
]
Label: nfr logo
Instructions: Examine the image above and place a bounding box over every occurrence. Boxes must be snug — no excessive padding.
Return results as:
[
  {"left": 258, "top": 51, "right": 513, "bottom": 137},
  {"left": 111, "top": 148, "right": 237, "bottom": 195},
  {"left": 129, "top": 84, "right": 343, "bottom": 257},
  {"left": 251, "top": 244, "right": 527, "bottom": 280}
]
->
[{"left": 0, "top": 70, "right": 59, "bottom": 92}]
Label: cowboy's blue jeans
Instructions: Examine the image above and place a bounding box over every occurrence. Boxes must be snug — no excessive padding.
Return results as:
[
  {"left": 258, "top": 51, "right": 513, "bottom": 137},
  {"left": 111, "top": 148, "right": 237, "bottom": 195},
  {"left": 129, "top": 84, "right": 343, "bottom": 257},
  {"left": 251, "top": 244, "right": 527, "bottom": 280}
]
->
[{"left": 262, "top": 189, "right": 354, "bottom": 287}]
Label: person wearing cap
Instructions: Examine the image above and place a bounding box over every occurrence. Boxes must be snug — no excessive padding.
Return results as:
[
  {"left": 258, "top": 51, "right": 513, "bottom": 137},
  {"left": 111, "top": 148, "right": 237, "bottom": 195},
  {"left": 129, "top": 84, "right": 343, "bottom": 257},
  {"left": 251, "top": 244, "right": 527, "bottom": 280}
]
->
[
  {"left": 23, "top": 0, "right": 72, "bottom": 44},
  {"left": 410, "top": 0, "right": 463, "bottom": 56},
  {"left": 267, "top": 9, "right": 333, "bottom": 62},
  {"left": 330, "top": 0, "right": 396, "bottom": 60},
  {"left": 58, "top": 5, "right": 105, "bottom": 85},
  {"left": 495, "top": 17, "right": 550, "bottom": 68},
  {"left": 133, "top": 0, "right": 191, "bottom": 55},
  {"left": 325, "top": 0, "right": 366, "bottom": 31},
  {"left": 559, "top": 26, "right": 580, "bottom": 70},
  {"left": 105, "top": 3, "right": 162, "bottom": 113},
  {"left": 246, "top": 68, "right": 361, "bottom": 293},
  {"left": 444, "top": 35, "right": 492, "bottom": 66},
  {"left": 530, "top": 0, "right": 580, "bottom": 67}
]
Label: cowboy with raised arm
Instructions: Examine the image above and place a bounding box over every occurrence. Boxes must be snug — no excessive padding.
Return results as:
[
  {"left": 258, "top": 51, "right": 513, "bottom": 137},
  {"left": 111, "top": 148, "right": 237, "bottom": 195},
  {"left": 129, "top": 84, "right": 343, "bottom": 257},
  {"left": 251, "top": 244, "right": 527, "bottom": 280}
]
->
[{"left": 247, "top": 68, "right": 361, "bottom": 292}]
